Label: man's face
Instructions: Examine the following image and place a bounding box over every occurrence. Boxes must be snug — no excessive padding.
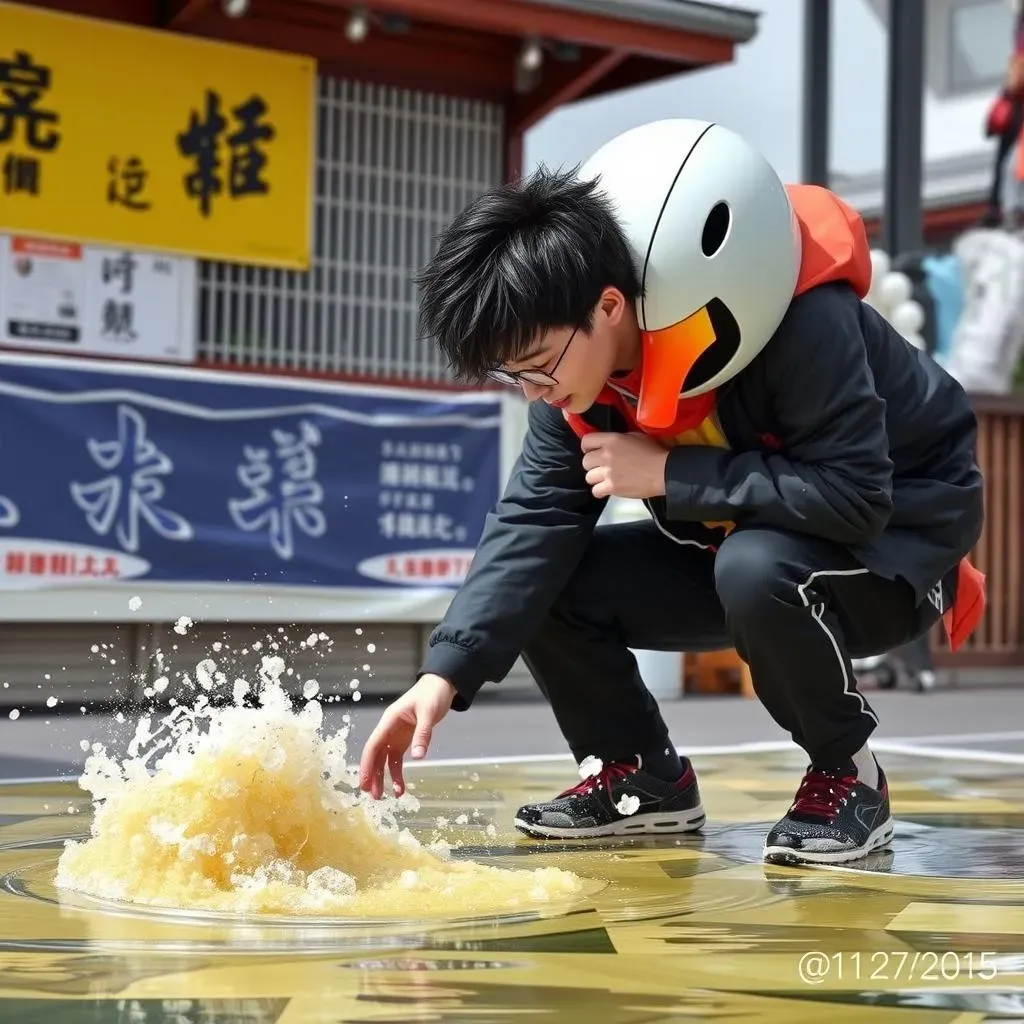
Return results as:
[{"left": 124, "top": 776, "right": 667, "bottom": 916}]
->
[{"left": 498, "top": 291, "right": 629, "bottom": 413}]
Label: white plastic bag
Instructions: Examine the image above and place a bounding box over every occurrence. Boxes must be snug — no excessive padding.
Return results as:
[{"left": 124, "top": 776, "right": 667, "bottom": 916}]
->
[{"left": 945, "top": 227, "right": 1024, "bottom": 393}]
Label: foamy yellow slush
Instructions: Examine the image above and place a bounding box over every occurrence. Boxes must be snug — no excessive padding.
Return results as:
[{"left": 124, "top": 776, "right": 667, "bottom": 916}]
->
[{"left": 56, "top": 656, "right": 583, "bottom": 916}]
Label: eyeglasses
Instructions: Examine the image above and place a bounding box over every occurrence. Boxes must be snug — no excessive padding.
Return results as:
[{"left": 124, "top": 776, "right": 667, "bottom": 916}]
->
[{"left": 485, "top": 324, "right": 580, "bottom": 387}]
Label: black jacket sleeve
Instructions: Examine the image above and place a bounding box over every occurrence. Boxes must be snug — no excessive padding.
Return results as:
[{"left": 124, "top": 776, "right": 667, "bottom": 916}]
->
[
  {"left": 419, "top": 399, "right": 605, "bottom": 710},
  {"left": 663, "top": 284, "right": 894, "bottom": 545}
]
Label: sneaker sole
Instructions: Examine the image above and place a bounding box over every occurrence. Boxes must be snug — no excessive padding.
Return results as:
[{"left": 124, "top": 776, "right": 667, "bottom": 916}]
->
[
  {"left": 762, "top": 817, "right": 895, "bottom": 866},
  {"left": 513, "top": 805, "right": 706, "bottom": 840}
]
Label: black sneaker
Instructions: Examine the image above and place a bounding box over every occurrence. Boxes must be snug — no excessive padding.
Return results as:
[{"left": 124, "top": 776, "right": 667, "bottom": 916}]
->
[
  {"left": 763, "top": 762, "right": 894, "bottom": 866},
  {"left": 513, "top": 756, "right": 706, "bottom": 840}
]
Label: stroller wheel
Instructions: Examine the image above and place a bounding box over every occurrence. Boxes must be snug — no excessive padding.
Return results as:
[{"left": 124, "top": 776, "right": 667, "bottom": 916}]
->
[{"left": 914, "top": 670, "right": 937, "bottom": 693}]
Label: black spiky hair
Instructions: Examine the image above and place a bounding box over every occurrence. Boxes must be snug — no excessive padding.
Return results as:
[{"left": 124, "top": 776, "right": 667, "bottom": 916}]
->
[{"left": 414, "top": 164, "right": 641, "bottom": 381}]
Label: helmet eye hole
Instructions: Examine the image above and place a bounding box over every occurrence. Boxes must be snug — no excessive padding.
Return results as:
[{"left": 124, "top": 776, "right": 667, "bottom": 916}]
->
[{"left": 701, "top": 202, "right": 731, "bottom": 257}]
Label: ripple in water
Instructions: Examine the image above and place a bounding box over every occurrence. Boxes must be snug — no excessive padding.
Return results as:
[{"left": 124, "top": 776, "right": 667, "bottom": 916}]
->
[{"left": 703, "top": 820, "right": 1024, "bottom": 880}]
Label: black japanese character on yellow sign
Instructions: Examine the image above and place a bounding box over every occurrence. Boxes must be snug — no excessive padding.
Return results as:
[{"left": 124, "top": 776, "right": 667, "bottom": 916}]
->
[
  {"left": 0, "top": 51, "right": 60, "bottom": 150},
  {"left": 2, "top": 152, "right": 38, "bottom": 195},
  {"left": 176, "top": 89, "right": 275, "bottom": 217},
  {"left": 0, "top": 50, "right": 61, "bottom": 198},
  {"left": 108, "top": 156, "right": 151, "bottom": 211}
]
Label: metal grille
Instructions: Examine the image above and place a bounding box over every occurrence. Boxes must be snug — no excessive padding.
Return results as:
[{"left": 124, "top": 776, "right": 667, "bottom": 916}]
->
[{"left": 197, "top": 76, "right": 505, "bottom": 382}]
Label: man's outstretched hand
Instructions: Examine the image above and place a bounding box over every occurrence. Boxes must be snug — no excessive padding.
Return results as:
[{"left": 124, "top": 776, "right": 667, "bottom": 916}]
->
[{"left": 358, "top": 673, "right": 457, "bottom": 799}]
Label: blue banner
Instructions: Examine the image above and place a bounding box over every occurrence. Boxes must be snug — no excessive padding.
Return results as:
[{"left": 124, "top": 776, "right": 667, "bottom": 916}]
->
[{"left": 0, "top": 355, "right": 502, "bottom": 590}]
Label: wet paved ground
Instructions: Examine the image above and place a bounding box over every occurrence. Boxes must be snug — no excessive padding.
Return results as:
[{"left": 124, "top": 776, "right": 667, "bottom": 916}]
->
[{"left": 2, "top": 744, "right": 1024, "bottom": 1022}]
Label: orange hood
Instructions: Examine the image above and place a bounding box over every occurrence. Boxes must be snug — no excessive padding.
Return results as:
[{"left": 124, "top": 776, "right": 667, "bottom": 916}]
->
[{"left": 787, "top": 183, "right": 872, "bottom": 299}]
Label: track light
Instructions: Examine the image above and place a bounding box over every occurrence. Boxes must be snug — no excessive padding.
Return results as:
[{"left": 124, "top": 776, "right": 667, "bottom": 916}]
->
[
  {"left": 346, "top": 7, "right": 370, "bottom": 42},
  {"left": 518, "top": 38, "right": 544, "bottom": 72}
]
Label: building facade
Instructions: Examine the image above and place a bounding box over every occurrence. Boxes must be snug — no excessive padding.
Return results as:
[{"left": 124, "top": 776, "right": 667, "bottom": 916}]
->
[{"left": 0, "top": 0, "right": 757, "bottom": 703}]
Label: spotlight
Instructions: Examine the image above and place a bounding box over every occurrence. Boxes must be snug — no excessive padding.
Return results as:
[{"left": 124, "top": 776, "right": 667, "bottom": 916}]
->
[
  {"left": 221, "top": 0, "right": 249, "bottom": 16},
  {"left": 518, "top": 38, "right": 544, "bottom": 72},
  {"left": 346, "top": 7, "right": 370, "bottom": 42}
]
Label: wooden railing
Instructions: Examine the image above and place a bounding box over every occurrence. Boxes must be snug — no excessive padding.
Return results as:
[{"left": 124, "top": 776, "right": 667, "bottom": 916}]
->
[{"left": 933, "top": 394, "right": 1024, "bottom": 667}]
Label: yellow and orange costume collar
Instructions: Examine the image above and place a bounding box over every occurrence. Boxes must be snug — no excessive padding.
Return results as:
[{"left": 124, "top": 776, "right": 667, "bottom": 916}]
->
[{"left": 563, "top": 184, "right": 873, "bottom": 442}]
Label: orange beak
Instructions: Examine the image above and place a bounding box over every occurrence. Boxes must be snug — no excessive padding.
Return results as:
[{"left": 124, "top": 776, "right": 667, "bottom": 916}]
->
[{"left": 637, "top": 305, "right": 717, "bottom": 429}]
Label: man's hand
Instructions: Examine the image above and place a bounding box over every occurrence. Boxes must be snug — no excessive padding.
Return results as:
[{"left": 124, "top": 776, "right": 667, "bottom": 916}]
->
[
  {"left": 358, "top": 673, "right": 457, "bottom": 799},
  {"left": 580, "top": 431, "right": 669, "bottom": 500}
]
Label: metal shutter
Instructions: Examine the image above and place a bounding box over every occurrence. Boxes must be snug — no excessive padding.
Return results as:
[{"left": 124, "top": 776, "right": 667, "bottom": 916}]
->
[
  {"left": 197, "top": 76, "right": 505, "bottom": 382},
  {"left": 0, "top": 623, "right": 136, "bottom": 706},
  {"left": 134, "top": 620, "right": 421, "bottom": 702}
]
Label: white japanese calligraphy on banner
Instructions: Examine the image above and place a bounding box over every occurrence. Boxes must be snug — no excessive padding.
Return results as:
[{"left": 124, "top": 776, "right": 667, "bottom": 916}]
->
[
  {"left": 70, "top": 404, "right": 193, "bottom": 555},
  {"left": 0, "top": 233, "right": 196, "bottom": 363},
  {"left": 228, "top": 419, "right": 327, "bottom": 561},
  {"left": 0, "top": 351, "right": 503, "bottom": 619},
  {"left": 359, "top": 438, "right": 479, "bottom": 586},
  {"left": 377, "top": 439, "right": 474, "bottom": 545}
]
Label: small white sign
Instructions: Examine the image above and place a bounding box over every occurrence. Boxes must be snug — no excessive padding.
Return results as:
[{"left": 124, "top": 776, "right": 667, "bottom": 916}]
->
[
  {"left": 0, "top": 233, "right": 197, "bottom": 363},
  {"left": 0, "top": 537, "right": 151, "bottom": 590},
  {"left": 357, "top": 548, "right": 475, "bottom": 586}
]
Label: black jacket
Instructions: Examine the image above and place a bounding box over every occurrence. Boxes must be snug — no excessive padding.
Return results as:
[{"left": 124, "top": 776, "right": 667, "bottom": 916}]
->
[{"left": 421, "top": 282, "right": 985, "bottom": 710}]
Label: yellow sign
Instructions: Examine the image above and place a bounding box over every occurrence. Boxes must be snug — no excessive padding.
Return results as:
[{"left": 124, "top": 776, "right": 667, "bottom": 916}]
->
[{"left": 0, "top": 2, "right": 315, "bottom": 268}]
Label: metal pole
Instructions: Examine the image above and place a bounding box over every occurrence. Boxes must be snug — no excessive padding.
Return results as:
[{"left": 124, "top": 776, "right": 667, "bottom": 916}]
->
[
  {"left": 801, "top": 0, "right": 831, "bottom": 186},
  {"left": 882, "top": 0, "right": 926, "bottom": 257}
]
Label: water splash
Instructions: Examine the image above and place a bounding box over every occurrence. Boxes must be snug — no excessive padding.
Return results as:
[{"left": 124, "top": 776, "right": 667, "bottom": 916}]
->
[{"left": 56, "top": 650, "right": 582, "bottom": 917}]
